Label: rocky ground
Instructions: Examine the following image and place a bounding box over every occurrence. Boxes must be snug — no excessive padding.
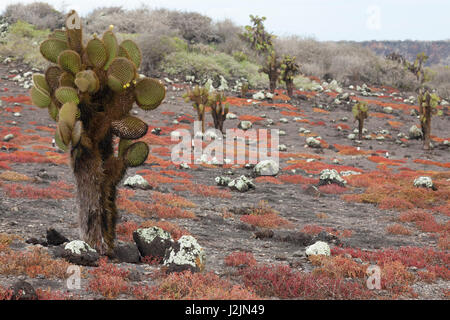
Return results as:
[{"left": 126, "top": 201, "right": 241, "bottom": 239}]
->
[{"left": 0, "top": 59, "right": 449, "bottom": 300}]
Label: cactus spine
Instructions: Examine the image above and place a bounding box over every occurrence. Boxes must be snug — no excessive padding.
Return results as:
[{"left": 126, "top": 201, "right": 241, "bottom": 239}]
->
[{"left": 30, "top": 11, "right": 166, "bottom": 255}]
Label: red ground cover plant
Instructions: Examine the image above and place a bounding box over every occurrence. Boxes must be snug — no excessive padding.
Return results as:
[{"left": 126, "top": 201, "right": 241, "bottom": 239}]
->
[
  {"left": 225, "top": 251, "right": 257, "bottom": 268},
  {"left": 367, "top": 156, "right": 406, "bottom": 166},
  {"left": 301, "top": 225, "right": 353, "bottom": 238},
  {"left": 309, "top": 255, "right": 366, "bottom": 279},
  {"left": 254, "top": 176, "right": 284, "bottom": 184},
  {"left": 283, "top": 160, "right": 363, "bottom": 175},
  {"left": 2, "top": 183, "right": 73, "bottom": 199},
  {"left": 240, "top": 200, "right": 293, "bottom": 229},
  {"left": 151, "top": 191, "right": 196, "bottom": 208},
  {"left": 386, "top": 224, "right": 412, "bottom": 236},
  {"left": 239, "top": 263, "right": 373, "bottom": 299},
  {"left": 413, "top": 159, "right": 450, "bottom": 169},
  {"left": 0, "top": 286, "right": 13, "bottom": 300},
  {"left": 35, "top": 288, "right": 74, "bottom": 300},
  {"left": 0, "top": 151, "right": 51, "bottom": 164},
  {"left": 88, "top": 258, "right": 130, "bottom": 299},
  {"left": 0, "top": 247, "right": 70, "bottom": 279},
  {"left": 173, "top": 182, "right": 232, "bottom": 199},
  {"left": 132, "top": 271, "right": 259, "bottom": 300},
  {"left": 238, "top": 115, "right": 264, "bottom": 122}
]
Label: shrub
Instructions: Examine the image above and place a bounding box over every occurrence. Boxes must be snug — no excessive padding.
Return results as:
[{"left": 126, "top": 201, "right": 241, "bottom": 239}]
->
[
  {"left": 386, "top": 224, "right": 412, "bottom": 236},
  {"left": 132, "top": 271, "right": 258, "bottom": 300},
  {"left": 88, "top": 258, "right": 129, "bottom": 299},
  {"left": 225, "top": 251, "right": 257, "bottom": 268},
  {"left": 3, "top": 2, "right": 64, "bottom": 30}
]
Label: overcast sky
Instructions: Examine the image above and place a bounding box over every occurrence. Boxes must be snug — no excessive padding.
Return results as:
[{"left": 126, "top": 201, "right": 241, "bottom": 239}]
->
[{"left": 1, "top": 0, "right": 449, "bottom": 41}]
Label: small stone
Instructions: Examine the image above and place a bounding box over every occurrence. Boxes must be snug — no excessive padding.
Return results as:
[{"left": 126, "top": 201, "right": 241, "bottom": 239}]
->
[
  {"left": 238, "top": 121, "right": 253, "bottom": 130},
  {"left": 306, "top": 137, "right": 321, "bottom": 148},
  {"left": 253, "top": 159, "right": 279, "bottom": 176},
  {"left": 3, "top": 133, "right": 14, "bottom": 142},
  {"left": 413, "top": 176, "right": 435, "bottom": 190}
]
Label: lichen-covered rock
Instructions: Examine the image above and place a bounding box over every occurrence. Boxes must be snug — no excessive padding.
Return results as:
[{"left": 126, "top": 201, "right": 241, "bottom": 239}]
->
[
  {"left": 57, "top": 240, "right": 99, "bottom": 266},
  {"left": 238, "top": 121, "right": 253, "bottom": 130},
  {"left": 305, "top": 241, "right": 330, "bottom": 256},
  {"left": 253, "top": 159, "right": 279, "bottom": 176},
  {"left": 163, "top": 235, "right": 205, "bottom": 273},
  {"left": 319, "top": 169, "right": 347, "bottom": 187},
  {"left": 409, "top": 125, "right": 423, "bottom": 139},
  {"left": 226, "top": 112, "right": 237, "bottom": 119},
  {"left": 306, "top": 137, "right": 321, "bottom": 148},
  {"left": 413, "top": 176, "right": 435, "bottom": 190},
  {"left": 252, "top": 91, "right": 265, "bottom": 100},
  {"left": 9, "top": 281, "right": 37, "bottom": 300},
  {"left": 228, "top": 175, "right": 255, "bottom": 192},
  {"left": 278, "top": 144, "right": 287, "bottom": 152},
  {"left": 133, "top": 227, "right": 174, "bottom": 260},
  {"left": 123, "top": 175, "right": 151, "bottom": 190},
  {"left": 113, "top": 241, "right": 141, "bottom": 264},
  {"left": 215, "top": 176, "right": 232, "bottom": 186}
]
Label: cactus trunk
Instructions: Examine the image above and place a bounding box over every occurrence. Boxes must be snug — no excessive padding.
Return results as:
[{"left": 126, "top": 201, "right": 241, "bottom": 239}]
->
[
  {"left": 286, "top": 80, "right": 294, "bottom": 97},
  {"left": 358, "top": 119, "right": 363, "bottom": 141},
  {"left": 423, "top": 105, "right": 431, "bottom": 150}
]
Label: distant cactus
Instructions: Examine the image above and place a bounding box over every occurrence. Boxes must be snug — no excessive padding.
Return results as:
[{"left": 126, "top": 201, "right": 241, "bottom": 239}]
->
[
  {"left": 418, "top": 89, "right": 441, "bottom": 150},
  {"left": 183, "top": 85, "right": 209, "bottom": 133},
  {"left": 240, "top": 15, "right": 275, "bottom": 54},
  {"left": 208, "top": 92, "right": 229, "bottom": 133},
  {"left": 386, "top": 52, "right": 431, "bottom": 84},
  {"left": 30, "top": 10, "right": 166, "bottom": 255},
  {"left": 280, "top": 55, "right": 300, "bottom": 97},
  {"left": 352, "top": 101, "right": 369, "bottom": 141},
  {"left": 259, "top": 50, "right": 281, "bottom": 93}
]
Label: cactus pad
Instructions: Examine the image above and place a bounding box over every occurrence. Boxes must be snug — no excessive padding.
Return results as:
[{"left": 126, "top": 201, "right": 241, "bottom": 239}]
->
[
  {"left": 49, "top": 29, "right": 68, "bottom": 42},
  {"left": 103, "top": 30, "right": 118, "bottom": 70},
  {"left": 120, "top": 40, "right": 141, "bottom": 69},
  {"left": 48, "top": 102, "right": 59, "bottom": 121},
  {"left": 118, "top": 138, "right": 133, "bottom": 157},
  {"left": 30, "top": 86, "right": 51, "bottom": 108},
  {"left": 59, "top": 102, "right": 79, "bottom": 129},
  {"left": 55, "top": 87, "right": 79, "bottom": 105},
  {"left": 75, "top": 70, "right": 99, "bottom": 93},
  {"left": 57, "top": 120, "right": 72, "bottom": 146},
  {"left": 55, "top": 129, "right": 68, "bottom": 151},
  {"left": 72, "top": 120, "right": 83, "bottom": 147},
  {"left": 40, "top": 39, "right": 69, "bottom": 63},
  {"left": 86, "top": 38, "right": 107, "bottom": 68},
  {"left": 107, "top": 57, "right": 136, "bottom": 91},
  {"left": 124, "top": 141, "right": 149, "bottom": 167},
  {"left": 111, "top": 116, "right": 148, "bottom": 140},
  {"left": 45, "top": 66, "right": 63, "bottom": 92},
  {"left": 58, "top": 50, "right": 82, "bottom": 75},
  {"left": 134, "top": 78, "right": 166, "bottom": 110},
  {"left": 59, "top": 72, "right": 75, "bottom": 87},
  {"left": 32, "top": 74, "right": 50, "bottom": 94}
]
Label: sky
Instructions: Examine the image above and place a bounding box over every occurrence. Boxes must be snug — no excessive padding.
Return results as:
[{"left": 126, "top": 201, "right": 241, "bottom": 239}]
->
[{"left": 0, "top": 0, "right": 449, "bottom": 41}]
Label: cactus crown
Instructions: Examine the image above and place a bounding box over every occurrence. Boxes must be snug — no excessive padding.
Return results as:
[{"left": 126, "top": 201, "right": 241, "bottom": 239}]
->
[
  {"left": 241, "top": 15, "right": 275, "bottom": 54},
  {"left": 418, "top": 90, "right": 442, "bottom": 123},
  {"left": 352, "top": 101, "right": 369, "bottom": 120},
  {"left": 280, "top": 55, "right": 300, "bottom": 83},
  {"left": 31, "top": 10, "right": 165, "bottom": 165}
]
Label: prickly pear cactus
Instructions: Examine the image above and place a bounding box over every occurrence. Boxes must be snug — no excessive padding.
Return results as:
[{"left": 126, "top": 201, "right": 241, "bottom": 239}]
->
[
  {"left": 418, "top": 89, "right": 441, "bottom": 150},
  {"left": 208, "top": 92, "right": 229, "bottom": 133},
  {"left": 183, "top": 85, "right": 210, "bottom": 133},
  {"left": 280, "top": 55, "right": 300, "bottom": 97},
  {"left": 30, "top": 10, "right": 166, "bottom": 255},
  {"left": 352, "top": 101, "right": 369, "bottom": 141},
  {"left": 259, "top": 50, "right": 281, "bottom": 93}
]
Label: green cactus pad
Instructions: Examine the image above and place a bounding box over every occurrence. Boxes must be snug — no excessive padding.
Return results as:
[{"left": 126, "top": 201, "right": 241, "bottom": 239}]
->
[
  {"left": 103, "top": 30, "right": 118, "bottom": 70},
  {"left": 118, "top": 138, "right": 133, "bottom": 157},
  {"left": 49, "top": 29, "right": 67, "bottom": 42},
  {"left": 86, "top": 38, "right": 107, "bottom": 68},
  {"left": 57, "top": 120, "right": 72, "bottom": 146},
  {"left": 59, "top": 72, "right": 75, "bottom": 87},
  {"left": 111, "top": 116, "right": 148, "bottom": 140},
  {"left": 75, "top": 70, "right": 100, "bottom": 93},
  {"left": 30, "top": 86, "right": 51, "bottom": 108},
  {"left": 108, "top": 75, "right": 125, "bottom": 93},
  {"left": 120, "top": 40, "right": 141, "bottom": 69},
  {"left": 124, "top": 141, "right": 149, "bottom": 167},
  {"left": 65, "top": 11, "right": 83, "bottom": 54},
  {"left": 55, "top": 87, "right": 79, "bottom": 105},
  {"left": 134, "top": 78, "right": 166, "bottom": 110},
  {"left": 55, "top": 129, "right": 68, "bottom": 151},
  {"left": 118, "top": 45, "right": 131, "bottom": 60},
  {"left": 45, "top": 66, "right": 63, "bottom": 92},
  {"left": 40, "top": 39, "right": 69, "bottom": 63},
  {"left": 32, "top": 74, "right": 50, "bottom": 95},
  {"left": 48, "top": 102, "right": 59, "bottom": 121},
  {"left": 72, "top": 120, "right": 83, "bottom": 147},
  {"left": 107, "top": 57, "right": 136, "bottom": 89},
  {"left": 59, "top": 101, "right": 79, "bottom": 129},
  {"left": 58, "top": 50, "right": 82, "bottom": 75}
]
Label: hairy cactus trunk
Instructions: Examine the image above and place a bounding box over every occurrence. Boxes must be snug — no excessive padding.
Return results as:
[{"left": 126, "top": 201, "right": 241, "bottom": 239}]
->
[
  {"left": 358, "top": 119, "right": 363, "bottom": 141},
  {"left": 269, "top": 76, "right": 277, "bottom": 93},
  {"left": 286, "top": 80, "right": 294, "bottom": 97},
  {"left": 423, "top": 106, "right": 431, "bottom": 150}
]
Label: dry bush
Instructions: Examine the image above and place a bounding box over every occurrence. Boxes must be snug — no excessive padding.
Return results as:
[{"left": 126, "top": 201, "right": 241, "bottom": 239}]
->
[
  {"left": 429, "top": 64, "right": 450, "bottom": 100},
  {"left": 83, "top": 6, "right": 153, "bottom": 35},
  {"left": 164, "top": 9, "right": 214, "bottom": 43},
  {"left": 3, "top": 2, "right": 64, "bottom": 30}
]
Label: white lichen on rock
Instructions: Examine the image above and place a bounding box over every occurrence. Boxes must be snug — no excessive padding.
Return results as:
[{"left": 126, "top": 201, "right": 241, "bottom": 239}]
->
[
  {"left": 305, "top": 241, "right": 330, "bottom": 256},
  {"left": 319, "top": 169, "right": 347, "bottom": 185},
  {"left": 306, "top": 137, "right": 321, "bottom": 148},
  {"left": 123, "top": 175, "right": 151, "bottom": 189},
  {"left": 136, "top": 227, "right": 172, "bottom": 244},
  {"left": 64, "top": 240, "right": 96, "bottom": 255},
  {"left": 413, "top": 176, "right": 434, "bottom": 189},
  {"left": 164, "top": 235, "right": 205, "bottom": 271}
]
